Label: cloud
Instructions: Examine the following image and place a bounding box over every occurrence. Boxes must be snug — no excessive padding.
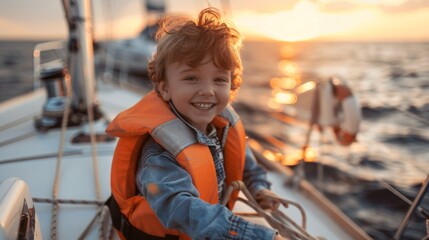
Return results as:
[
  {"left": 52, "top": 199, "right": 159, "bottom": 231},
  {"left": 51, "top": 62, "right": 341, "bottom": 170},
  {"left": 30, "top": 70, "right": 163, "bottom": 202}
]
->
[
  {"left": 321, "top": 1, "right": 359, "bottom": 12},
  {"left": 379, "top": 0, "right": 429, "bottom": 13},
  {"left": 320, "top": 7, "right": 429, "bottom": 41},
  {"left": 319, "top": 0, "right": 429, "bottom": 13}
]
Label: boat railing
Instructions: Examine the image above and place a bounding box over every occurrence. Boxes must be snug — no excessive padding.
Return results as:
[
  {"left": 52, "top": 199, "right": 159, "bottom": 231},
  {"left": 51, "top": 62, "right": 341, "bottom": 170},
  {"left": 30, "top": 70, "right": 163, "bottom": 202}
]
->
[{"left": 394, "top": 175, "right": 429, "bottom": 239}]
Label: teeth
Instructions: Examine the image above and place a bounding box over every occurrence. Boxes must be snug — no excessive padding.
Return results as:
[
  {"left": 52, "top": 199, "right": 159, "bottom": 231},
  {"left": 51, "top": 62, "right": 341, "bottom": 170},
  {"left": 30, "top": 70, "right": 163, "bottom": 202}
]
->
[{"left": 192, "top": 103, "right": 214, "bottom": 110}]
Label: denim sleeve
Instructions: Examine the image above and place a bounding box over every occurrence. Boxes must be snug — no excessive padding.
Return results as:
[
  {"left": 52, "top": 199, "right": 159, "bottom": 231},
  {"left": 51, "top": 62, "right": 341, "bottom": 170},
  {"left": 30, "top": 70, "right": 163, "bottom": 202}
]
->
[
  {"left": 242, "top": 144, "right": 272, "bottom": 197},
  {"left": 136, "top": 138, "right": 277, "bottom": 239}
]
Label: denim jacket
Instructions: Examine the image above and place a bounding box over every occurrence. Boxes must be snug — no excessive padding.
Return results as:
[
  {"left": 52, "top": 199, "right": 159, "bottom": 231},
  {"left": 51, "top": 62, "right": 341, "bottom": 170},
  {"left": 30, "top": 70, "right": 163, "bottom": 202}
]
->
[{"left": 136, "top": 103, "right": 277, "bottom": 239}]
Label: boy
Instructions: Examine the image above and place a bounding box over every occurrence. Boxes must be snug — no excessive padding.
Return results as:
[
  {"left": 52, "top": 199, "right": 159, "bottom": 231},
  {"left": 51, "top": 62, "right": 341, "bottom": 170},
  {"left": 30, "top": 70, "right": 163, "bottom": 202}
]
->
[{"left": 106, "top": 7, "right": 285, "bottom": 240}]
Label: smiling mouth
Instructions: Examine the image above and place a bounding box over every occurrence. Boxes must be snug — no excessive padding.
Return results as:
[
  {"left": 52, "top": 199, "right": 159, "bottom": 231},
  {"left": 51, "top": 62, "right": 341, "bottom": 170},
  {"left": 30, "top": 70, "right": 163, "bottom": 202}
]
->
[{"left": 192, "top": 103, "right": 215, "bottom": 110}]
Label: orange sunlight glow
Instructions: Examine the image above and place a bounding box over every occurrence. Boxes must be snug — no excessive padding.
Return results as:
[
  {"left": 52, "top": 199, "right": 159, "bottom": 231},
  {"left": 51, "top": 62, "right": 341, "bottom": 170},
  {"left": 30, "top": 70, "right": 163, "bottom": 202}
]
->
[
  {"left": 262, "top": 150, "right": 283, "bottom": 162},
  {"left": 272, "top": 90, "right": 297, "bottom": 105},
  {"left": 234, "top": 0, "right": 320, "bottom": 42},
  {"left": 270, "top": 77, "right": 298, "bottom": 90},
  {"left": 278, "top": 60, "right": 300, "bottom": 76},
  {"left": 98, "top": 14, "right": 144, "bottom": 39},
  {"left": 247, "top": 137, "right": 317, "bottom": 167},
  {"left": 232, "top": 0, "right": 383, "bottom": 42},
  {"left": 281, "top": 147, "right": 317, "bottom": 166},
  {"left": 267, "top": 98, "right": 283, "bottom": 111},
  {"left": 295, "top": 81, "right": 316, "bottom": 94},
  {"left": 247, "top": 139, "right": 284, "bottom": 163}
]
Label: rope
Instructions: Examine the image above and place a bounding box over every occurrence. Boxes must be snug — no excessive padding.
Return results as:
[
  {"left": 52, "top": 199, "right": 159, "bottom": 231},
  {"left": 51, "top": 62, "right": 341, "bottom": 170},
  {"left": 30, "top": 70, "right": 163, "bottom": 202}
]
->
[
  {"left": 77, "top": 207, "right": 103, "bottom": 240},
  {"left": 0, "top": 114, "right": 36, "bottom": 132},
  {"left": 99, "top": 206, "right": 111, "bottom": 240},
  {"left": 0, "top": 132, "right": 37, "bottom": 147},
  {"left": 87, "top": 105, "right": 102, "bottom": 200},
  {"left": 425, "top": 220, "right": 429, "bottom": 240},
  {"left": 222, "top": 181, "right": 316, "bottom": 240},
  {"left": 376, "top": 101, "right": 429, "bottom": 125},
  {"left": 377, "top": 179, "right": 429, "bottom": 219},
  {"left": 76, "top": 205, "right": 111, "bottom": 240},
  {"left": 46, "top": 65, "right": 110, "bottom": 240},
  {"left": 50, "top": 93, "right": 71, "bottom": 240},
  {"left": 354, "top": 88, "right": 429, "bottom": 128},
  {"left": 0, "top": 150, "right": 82, "bottom": 165},
  {"left": 360, "top": 135, "right": 427, "bottom": 175},
  {"left": 86, "top": 90, "right": 104, "bottom": 239},
  {"left": 44, "top": 78, "right": 111, "bottom": 239},
  {"left": 33, "top": 197, "right": 104, "bottom": 206}
]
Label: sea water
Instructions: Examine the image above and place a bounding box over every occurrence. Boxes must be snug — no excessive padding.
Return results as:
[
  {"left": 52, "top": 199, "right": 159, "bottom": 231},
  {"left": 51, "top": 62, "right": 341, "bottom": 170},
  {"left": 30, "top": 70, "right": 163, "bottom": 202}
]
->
[
  {"left": 238, "top": 41, "right": 429, "bottom": 239},
  {"left": 1, "top": 39, "right": 428, "bottom": 239}
]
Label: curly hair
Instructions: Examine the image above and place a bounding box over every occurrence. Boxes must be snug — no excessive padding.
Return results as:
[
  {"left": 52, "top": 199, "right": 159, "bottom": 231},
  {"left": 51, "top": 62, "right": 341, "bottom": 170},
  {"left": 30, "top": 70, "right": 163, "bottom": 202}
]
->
[{"left": 147, "top": 7, "right": 243, "bottom": 97}]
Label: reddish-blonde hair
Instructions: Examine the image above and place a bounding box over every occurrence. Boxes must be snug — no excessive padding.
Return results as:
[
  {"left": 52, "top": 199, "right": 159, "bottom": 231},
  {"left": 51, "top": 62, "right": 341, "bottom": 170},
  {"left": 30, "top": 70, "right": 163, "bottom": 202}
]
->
[{"left": 148, "top": 7, "right": 243, "bottom": 96}]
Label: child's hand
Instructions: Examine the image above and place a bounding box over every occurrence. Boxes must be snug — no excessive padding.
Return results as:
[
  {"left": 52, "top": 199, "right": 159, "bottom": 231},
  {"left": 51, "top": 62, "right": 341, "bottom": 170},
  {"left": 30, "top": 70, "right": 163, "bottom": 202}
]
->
[{"left": 255, "top": 189, "right": 282, "bottom": 211}]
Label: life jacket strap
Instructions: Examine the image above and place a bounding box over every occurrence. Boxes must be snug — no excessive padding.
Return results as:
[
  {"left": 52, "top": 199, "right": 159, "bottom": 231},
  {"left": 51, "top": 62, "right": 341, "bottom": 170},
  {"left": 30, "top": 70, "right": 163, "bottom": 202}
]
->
[{"left": 106, "top": 195, "right": 179, "bottom": 240}]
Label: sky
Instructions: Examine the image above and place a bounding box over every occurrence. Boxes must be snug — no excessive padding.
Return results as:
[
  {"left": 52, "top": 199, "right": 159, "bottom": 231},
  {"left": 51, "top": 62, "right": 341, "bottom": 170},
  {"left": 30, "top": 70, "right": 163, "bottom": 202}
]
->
[{"left": 1, "top": 0, "right": 429, "bottom": 42}]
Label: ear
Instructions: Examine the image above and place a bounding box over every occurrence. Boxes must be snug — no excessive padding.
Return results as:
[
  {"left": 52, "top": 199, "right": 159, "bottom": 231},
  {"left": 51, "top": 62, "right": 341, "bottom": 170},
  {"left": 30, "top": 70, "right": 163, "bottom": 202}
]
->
[{"left": 157, "top": 81, "right": 171, "bottom": 101}]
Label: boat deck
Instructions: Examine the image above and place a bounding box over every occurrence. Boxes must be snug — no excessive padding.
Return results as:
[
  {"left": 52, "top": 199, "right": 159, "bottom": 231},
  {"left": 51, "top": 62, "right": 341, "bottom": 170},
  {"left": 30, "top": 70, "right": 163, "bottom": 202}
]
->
[{"left": 0, "top": 80, "right": 368, "bottom": 239}]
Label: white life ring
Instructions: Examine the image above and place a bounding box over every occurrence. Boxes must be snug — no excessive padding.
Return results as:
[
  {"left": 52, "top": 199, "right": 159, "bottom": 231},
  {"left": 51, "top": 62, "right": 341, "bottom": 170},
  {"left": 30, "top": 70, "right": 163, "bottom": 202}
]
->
[{"left": 318, "top": 77, "right": 361, "bottom": 146}]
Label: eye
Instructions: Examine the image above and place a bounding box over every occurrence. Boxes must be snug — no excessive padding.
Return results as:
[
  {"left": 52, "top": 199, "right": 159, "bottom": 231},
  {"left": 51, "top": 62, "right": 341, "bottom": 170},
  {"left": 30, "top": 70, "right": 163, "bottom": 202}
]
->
[
  {"left": 214, "top": 77, "right": 230, "bottom": 84},
  {"left": 183, "top": 76, "right": 198, "bottom": 82}
]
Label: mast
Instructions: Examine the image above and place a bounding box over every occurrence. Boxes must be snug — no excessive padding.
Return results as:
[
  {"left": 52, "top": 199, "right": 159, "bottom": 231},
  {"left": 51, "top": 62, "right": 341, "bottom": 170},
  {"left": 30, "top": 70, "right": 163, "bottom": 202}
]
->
[
  {"left": 35, "top": 0, "right": 101, "bottom": 131},
  {"left": 68, "top": 0, "right": 97, "bottom": 114}
]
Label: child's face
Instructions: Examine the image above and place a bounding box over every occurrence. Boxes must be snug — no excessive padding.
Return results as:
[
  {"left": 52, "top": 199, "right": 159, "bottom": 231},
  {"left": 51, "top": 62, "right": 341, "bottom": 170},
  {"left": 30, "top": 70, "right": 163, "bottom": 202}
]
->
[{"left": 159, "top": 57, "right": 232, "bottom": 134}]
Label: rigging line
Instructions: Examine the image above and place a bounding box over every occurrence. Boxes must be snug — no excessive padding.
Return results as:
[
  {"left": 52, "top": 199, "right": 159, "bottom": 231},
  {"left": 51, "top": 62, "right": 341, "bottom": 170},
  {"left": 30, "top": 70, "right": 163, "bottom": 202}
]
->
[
  {"left": 87, "top": 103, "right": 102, "bottom": 201},
  {"left": 0, "top": 150, "right": 82, "bottom": 165},
  {"left": 394, "top": 175, "right": 429, "bottom": 240},
  {"left": 61, "top": 0, "right": 72, "bottom": 29},
  {"left": 377, "top": 179, "right": 429, "bottom": 219},
  {"left": 236, "top": 181, "right": 315, "bottom": 240},
  {"left": 33, "top": 197, "right": 104, "bottom": 206},
  {"left": 99, "top": 206, "right": 110, "bottom": 240},
  {"left": 0, "top": 113, "right": 36, "bottom": 132},
  {"left": 86, "top": 76, "right": 105, "bottom": 238},
  {"left": 86, "top": 103, "right": 105, "bottom": 239},
  {"left": 101, "top": 0, "right": 114, "bottom": 41},
  {"left": 77, "top": 207, "right": 103, "bottom": 240},
  {"left": 0, "top": 148, "right": 115, "bottom": 166},
  {"left": 365, "top": 96, "right": 429, "bottom": 125},
  {"left": 81, "top": 1, "right": 105, "bottom": 234},
  {"left": 220, "top": 0, "right": 232, "bottom": 18},
  {"left": 362, "top": 136, "right": 427, "bottom": 175},
  {"left": 50, "top": 72, "right": 72, "bottom": 240},
  {"left": 0, "top": 131, "right": 37, "bottom": 147}
]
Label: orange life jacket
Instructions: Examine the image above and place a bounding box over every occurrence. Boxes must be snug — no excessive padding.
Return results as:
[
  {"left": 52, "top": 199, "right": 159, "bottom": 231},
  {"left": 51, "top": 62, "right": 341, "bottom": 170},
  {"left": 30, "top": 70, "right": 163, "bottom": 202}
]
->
[{"left": 106, "top": 91, "right": 246, "bottom": 239}]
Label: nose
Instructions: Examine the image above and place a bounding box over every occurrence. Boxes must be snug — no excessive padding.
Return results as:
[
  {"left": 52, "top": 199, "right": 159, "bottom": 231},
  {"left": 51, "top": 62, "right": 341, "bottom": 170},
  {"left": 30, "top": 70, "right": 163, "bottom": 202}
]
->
[{"left": 198, "top": 82, "right": 215, "bottom": 96}]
